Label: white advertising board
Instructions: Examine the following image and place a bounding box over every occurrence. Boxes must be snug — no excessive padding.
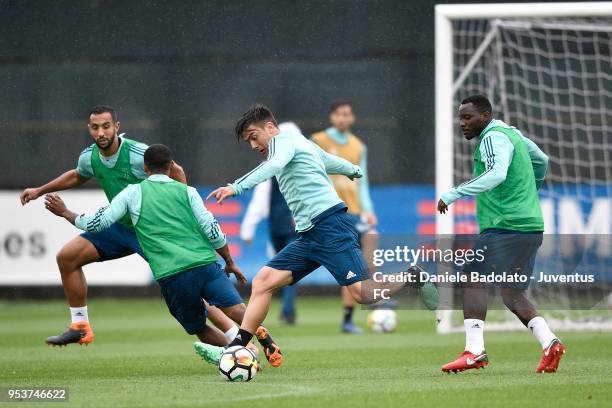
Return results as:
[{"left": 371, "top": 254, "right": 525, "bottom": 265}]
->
[{"left": 0, "top": 191, "right": 151, "bottom": 285}]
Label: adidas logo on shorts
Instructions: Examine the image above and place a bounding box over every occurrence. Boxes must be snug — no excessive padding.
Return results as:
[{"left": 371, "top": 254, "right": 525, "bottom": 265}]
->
[{"left": 346, "top": 270, "right": 357, "bottom": 279}]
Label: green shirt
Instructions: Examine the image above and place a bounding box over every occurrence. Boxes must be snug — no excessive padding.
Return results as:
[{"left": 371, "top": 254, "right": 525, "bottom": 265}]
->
[{"left": 474, "top": 125, "right": 545, "bottom": 232}]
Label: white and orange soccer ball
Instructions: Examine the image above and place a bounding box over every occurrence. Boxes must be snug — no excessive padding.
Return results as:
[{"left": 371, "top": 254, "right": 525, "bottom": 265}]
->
[
  {"left": 367, "top": 309, "right": 397, "bottom": 333},
  {"left": 218, "top": 346, "right": 259, "bottom": 382}
]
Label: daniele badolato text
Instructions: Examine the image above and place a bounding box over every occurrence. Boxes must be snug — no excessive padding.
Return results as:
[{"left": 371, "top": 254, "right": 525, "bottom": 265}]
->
[{"left": 372, "top": 270, "right": 595, "bottom": 284}]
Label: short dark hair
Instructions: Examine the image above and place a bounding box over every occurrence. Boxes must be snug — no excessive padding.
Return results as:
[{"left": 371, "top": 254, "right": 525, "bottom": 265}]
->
[
  {"left": 234, "top": 104, "right": 278, "bottom": 140},
  {"left": 89, "top": 105, "right": 118, "bottom": 122},
  {"left": 330, "top": 100, "right": 353, "bottom": 113},
  {"left": 460, "top": 95, "right": 492, "bottom": 114},
  {"left": 144, "top": 144, "right": 173, "bottom": 173}
]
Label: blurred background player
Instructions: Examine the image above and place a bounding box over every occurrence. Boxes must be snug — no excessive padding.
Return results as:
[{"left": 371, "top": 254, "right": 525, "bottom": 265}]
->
[
  {"left": 311, "top": 101, "right": 378, "bottom": 333},
  {"left": 437, "top": 95, "right": 564, "bottom": 374},
  {"left": 240, "top": 122, "right": 301, "bottom": 325},
  {"left": 20, "top": 106, "right": 237, "bottom": 346},
  {"left": 44, "top": 144, "right": 282, "bottom": 367}
]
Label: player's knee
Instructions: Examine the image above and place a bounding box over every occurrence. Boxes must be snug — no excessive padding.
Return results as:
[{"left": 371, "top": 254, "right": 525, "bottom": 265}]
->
[
  {"left": 56, "top": 248, "right": 75, "bottom": 272},
  {"left": 501, "top": 290, "right": 522, "bottom": 309},
  {"left": 252, "top": 268, "right": 275, "bottom": 295},
  {"left": 346, "top": 284, "right": 367, "bottom": 304}
]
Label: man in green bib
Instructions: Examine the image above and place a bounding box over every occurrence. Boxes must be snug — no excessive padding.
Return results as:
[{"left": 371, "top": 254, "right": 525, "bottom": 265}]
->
[
  {"left": 437, "top": 95, "right": 565, "bottom": 374},
  {"left": 44, "top": 145, "right": 282, "bottom": 365},
  {"left": 20, "top": 106, "right": 238, "bottom": 348}
]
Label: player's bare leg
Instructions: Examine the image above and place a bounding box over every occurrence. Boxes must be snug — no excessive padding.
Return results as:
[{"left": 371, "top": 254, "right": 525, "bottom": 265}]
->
[
  {"left": 196, "top": 324, "right": 228, "bottom": 346},
  {"left": 196, "top": 275, "right": 287, "bottom": 367},
  {"left": 501, "top": 288, "right": 565, "bottom": 373},
  {"left": 222, "top": 267, "right": 291, "bottom": 366},
  {"left": 46, "top": 236, "right": 100, "bottom": 346},
  {"left": 56, "top": 236, "right": 101, "bottom": 307}
]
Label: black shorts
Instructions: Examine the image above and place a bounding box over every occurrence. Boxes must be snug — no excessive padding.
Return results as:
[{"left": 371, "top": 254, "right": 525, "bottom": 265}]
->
[{"left": 463, "top": 229, "right": 543, "bottom": 290}]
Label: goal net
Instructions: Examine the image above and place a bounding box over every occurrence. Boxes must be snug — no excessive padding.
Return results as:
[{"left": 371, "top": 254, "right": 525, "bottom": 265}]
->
[{"left": 435, "top": 3, "right": 612, "bottom": 333}]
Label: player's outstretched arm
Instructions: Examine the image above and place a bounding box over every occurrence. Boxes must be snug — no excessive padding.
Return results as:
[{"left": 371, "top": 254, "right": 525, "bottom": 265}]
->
[
  {"left": 438, "top": 133, "right": 512, "bottom": 212},
  {"left": 216, "top": 135, "right": 296, "bottom": 201},
  {"left": 215, "top": 244, "right": 247, "bottom": 284},
  {"left": 49, "top": 186, "right": 132, "bottom": 232},
  {"left": 20, "top": 169, "right": 89, "bottom": 205},
  {"left": 44, "top": 194, "right": 80, "bottom": 224},
  {"left": 311, "top": 142, "right": 362, "bottom": 179}
]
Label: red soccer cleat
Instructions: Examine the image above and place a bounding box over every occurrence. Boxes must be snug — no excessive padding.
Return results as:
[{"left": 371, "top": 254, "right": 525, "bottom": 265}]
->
[
  {"left": 536, "top": 339, "right": 565, "bottom": 373},
  {"left": 441, "top": 351, "right": 488, "bottom": 373}
]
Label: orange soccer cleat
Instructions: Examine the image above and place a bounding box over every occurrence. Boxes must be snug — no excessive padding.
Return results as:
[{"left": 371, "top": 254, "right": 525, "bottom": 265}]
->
[
  {"left": 46, "top": 322, "right": 94, "bottom": 346},
  {"left": 255, "top": 326, "right": 283, "bottom": 367}
]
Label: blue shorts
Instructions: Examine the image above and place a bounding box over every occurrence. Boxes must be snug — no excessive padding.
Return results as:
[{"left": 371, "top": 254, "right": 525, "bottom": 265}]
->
[
  {"left": 344, "top": 213, "right": 373, "bottom": 238},
  {"left": 464, "top": 229, "right": 543, "bottom": 290},
  {"left": 81, "top": 223, "right": 146, "bottom": 261},
  {"left": 158, "top": 263, "right": 244, "bottom": 335},
  {"left": 267, "top": 204, "right": 369, "bottom": 286}
]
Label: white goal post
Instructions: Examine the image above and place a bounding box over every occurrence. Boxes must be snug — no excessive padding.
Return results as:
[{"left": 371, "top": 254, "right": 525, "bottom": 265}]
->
[{"left": 435, "top": 2, "right": 612, "bottom": 333}]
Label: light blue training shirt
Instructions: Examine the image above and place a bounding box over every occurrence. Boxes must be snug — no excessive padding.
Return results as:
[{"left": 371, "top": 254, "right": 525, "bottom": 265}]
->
[{"left": 229, "top": 131, "right": 363, "bottom": 232}]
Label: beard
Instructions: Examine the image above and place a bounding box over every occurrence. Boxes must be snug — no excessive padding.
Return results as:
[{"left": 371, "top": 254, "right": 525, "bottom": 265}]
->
[{"left": 95, "top": 133, "right": 116, "bottom": 151}]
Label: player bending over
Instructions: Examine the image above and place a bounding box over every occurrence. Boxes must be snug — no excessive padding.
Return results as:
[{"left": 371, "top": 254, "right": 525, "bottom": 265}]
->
[
  {"left": 44, "top": 144, "right": 282, "bottom": 368},
  {"left": 20, "top": 106, "right": 237, "bottom": 346},
  {"left": 437, "top": 95, "right": 564, "bottom": 374},
  {"left": 196, "top": 104, "right": 437, "bottom": 365}
]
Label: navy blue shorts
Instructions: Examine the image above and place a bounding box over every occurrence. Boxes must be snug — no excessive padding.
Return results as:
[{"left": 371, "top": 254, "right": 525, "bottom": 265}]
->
[
  {"left": 464, "top": 229, "right": 543, "bottom": 290},
  {"left": 158, "top": 262, "right": 244, "bottom": 335},
  {"left": 267, "top": 204, "right": 369, "bottom": 286},
  {"left": 344, "top": 212, "right": 373, "bottom": 238},
  {"left": 81, "top": 223, "right": 146, "bottom": 261}
]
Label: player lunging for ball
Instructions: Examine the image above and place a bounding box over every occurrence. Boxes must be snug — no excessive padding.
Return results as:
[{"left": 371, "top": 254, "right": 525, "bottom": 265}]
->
[
  {"left": 44, "top": 145, "right": 283, "bottom": 367},
  {"left": 196, "top": 104, "right": 433, "bottom": 365},
  {"left": 437, "top": 95, "right": 565, "bottom": 374}
]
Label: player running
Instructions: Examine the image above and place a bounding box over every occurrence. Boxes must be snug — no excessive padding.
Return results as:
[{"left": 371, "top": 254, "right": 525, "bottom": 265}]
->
[
  {"left": 20, "top": 106, "right": 237, "bottom": 347},
  {"left": 44, "top": 144, "right": 283, "bottom": 367},
  {"left": 196, "top": 104, "right": 436, "bottom": 365},
  {"left": 437, "top": 95, "right": 565, "bottom": 374},
  {"left": 312, "top": 100, "right": 438, "bottom": 333}
]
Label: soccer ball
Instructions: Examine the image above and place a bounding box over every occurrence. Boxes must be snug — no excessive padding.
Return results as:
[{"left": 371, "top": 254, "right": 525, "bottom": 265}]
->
[
  {"left": 218, "top": 346, "right": 259, "bottom": 382},
  {"left": 367, "top": 309, "right": 397, "bottom": 333}
]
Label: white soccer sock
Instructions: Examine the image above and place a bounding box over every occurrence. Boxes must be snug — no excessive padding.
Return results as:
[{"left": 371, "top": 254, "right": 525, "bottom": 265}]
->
[
  {"left": 224, "top": 325, "right": 239, "bottom": 343},
  {"left": 70, "top": 306, "right": 88, "bottom": 324},
  {"left": 527, "top": 316, "right": 557, "bottom": 349},
  {"left": 464, "top": 319, "right": 485, "bottom": 354}
]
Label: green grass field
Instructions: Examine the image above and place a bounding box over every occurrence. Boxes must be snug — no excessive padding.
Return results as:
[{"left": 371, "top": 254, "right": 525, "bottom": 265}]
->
[{"left": 1, "top": 297, "right": 611, "bottom": 408}]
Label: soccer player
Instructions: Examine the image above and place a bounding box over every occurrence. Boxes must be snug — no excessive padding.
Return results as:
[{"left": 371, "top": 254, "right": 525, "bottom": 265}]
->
[
  {"left": 241, "top": 122, "right": 301, "bottom": 325},
  {"left": 20, "top": 106, "right": 237, "bottom": 346},
  {"left": 44, "top": 144, "right": 282, "bottom": 366},
  {"left": 196, "top": 104, "right": 433, "bottom": 364},
  {"left": 437, "top": 95, "right": 565, "bottom": 373}
]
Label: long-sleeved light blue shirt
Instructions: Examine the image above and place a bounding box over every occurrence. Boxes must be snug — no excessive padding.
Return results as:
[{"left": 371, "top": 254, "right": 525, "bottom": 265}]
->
[
  {"left": 441, "top": 119, "right": 549, "bottom": 205},
  {"left": 324, "top": 127, "right": 374, "bottom": 213},
  {"left": 229, "top": 131, "right": 362, "bottom": 232},
  {"left": 75, "top": 174, "right": 226, "bottom": 249}
]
